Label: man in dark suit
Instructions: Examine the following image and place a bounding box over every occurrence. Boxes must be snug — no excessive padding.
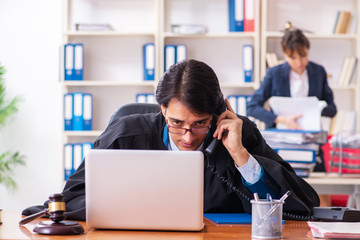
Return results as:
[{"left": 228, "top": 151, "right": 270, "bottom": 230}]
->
[
  {"left": 247, "top": 29, "right": 337, "bottom": 129},
  {"left": 23, "top": 59, "right": 320, "bottom": 221}
]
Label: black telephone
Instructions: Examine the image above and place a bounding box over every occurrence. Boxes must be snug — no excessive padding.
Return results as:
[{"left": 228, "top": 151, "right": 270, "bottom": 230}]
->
[
  {"left": 312, "top": 207, "right": 360, "bottom": 222},
  {"left": 204, "top": 138, "right": 220, "bottom": 157}
]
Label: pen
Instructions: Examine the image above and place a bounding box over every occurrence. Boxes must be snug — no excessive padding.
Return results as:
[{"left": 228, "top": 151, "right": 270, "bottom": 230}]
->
[
  {"left": 254, "top": 192, "right": 260, "bottom": 202},
  {"left": 262, "top": 191, "right": 291, "bottom": 220},
  {"left": 266, "top": 193, "right": 273, "bottom": 202}
]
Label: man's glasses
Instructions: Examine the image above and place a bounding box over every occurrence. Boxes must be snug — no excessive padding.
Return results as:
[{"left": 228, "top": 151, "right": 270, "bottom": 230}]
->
[{"left": 166, "top": 120, "right": 210, "bottom": 135}]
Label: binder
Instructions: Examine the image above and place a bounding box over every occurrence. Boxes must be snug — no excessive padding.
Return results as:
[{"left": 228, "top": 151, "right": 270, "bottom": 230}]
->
[
  {"left": 228, "top": 0, "right": 244, "bottom": 32},
  {"left": 273, "top": 148, "right": 316, "bottom": 163},
  {"left": 242, "top": 44, "right": 253, "bottom": 82},
  {"left": 143, "top": 43, "right": 155, "bottom": 81},
  {"left": 176, "top": 44, "right": 187, "bottom": 62},
  {"left": 83, "top": 93, "right": 93, "bottom": 131},
  {"left": 64, "top": 93, "right": 73, "bottom": 130},
  {"left": 227, "top": 95, "right": 237, "bottom": 114},
  {"left": 82, "top": 142, "right": 93, "bottom": 159},
  {"left": 244, "top": 0, "right": 255, "bottom": 32},
  {"left": 147, "top": 93, "right": 155, "bottom": 103},
  {"left": 136, "top": 93, "right": 147, "bottom": 103},
  {"left": 136, "top": 93, "right": 156, "bottom": 103},
  {"left": 73, "top": 43, "right": 84, "bottom": 80},
  {"left": 72, "top": 92, "right": 84, "bottom": 131},
  {"left": 73, "top": 143, "right": 83, "bottom": 173},
  {"left": 164, "top": 45, "right": 176, "bottom": 71},
  {"left": 64, "top": 44, "right": 74, "bottom": 80},
  {"left": 237, "top": 95, "right": 250, "bottom": 116},
  {"left": 64, "top": 144, "right": 73, "bottom": 181}
]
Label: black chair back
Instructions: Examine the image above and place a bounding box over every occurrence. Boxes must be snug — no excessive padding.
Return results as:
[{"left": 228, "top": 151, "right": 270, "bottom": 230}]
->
[{"left": 108, "top": 103, "right": 161, "bottom": 125}]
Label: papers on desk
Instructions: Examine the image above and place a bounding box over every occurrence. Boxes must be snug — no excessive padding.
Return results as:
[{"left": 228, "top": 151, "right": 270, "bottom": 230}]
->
[
  {"left": 268, "top": 97, "right": 326, "bottom": 131},
  {"left": 308, "top": 221, "right": 360, "bottom": 239}
]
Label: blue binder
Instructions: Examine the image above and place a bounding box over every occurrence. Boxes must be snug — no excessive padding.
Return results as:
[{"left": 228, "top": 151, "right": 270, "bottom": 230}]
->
[
  {"left": 72, "top": 92, "right": 84, "bottom": 131},
  {"left": 136, "top": 93, "right": 156, "bottom": 103},
  {"left": 82, "top": 142, "right": 93, "bottom": 159},
  {"left": 73, "top": 43, "right": 84, "bottom": 80},
  {"left": 176, "top": 44, "right": 187, "bottom": 62},
  {"left": 273, "top": 148, "right": 317, "bottom": 164},
  {"left": 83, "top": 93, "right": 93, "bottom": 131},
  {"left": 64, "top": 44, "right": 74, "bottom": 80},
  {"left": 73, "top": 143, "right": 83, "bottom": 173},
  {"left": 64, "top": 93, "right": 73, "bottom": 130},
  {"left": 143, "top": 43, "right": 155, "bottom": 81},
  {"left": 64, "top": 144, "right": 73, "bottom": 180},
  {"left": 242, "top": 44, "right": 253, "bottom": 82},
  {"left": 227, "top": 94, "right": 251, "bottom": 116},
  {"left": 228, "top": 0, "right": 244, "bottom": 32},
  {"left": 164, "top": 44, "right": 176, "bottom": 71}
]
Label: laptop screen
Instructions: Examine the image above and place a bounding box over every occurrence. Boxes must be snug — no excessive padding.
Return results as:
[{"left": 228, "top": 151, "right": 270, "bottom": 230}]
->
[{"left": 85, "top": 149, "right": 204, "bottom": 231}]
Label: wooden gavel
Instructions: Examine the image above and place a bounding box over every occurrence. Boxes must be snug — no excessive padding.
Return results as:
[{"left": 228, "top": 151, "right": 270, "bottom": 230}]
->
[{"left": 19, "top": 193, "right": 84, "bottom": 235}]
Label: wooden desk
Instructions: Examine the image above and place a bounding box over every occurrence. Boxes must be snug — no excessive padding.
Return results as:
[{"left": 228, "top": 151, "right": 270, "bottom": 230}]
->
[
  {"left": 305, "top": 172, "right": 360, "bottom": 209},
  {"left": 1, "top": 211, "right": 314, "bottom": 239}
]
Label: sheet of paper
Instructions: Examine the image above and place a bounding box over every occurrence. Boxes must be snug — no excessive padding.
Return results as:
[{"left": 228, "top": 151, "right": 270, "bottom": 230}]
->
[
  {"left": 308, "top": 221, "right": 360, "bottom": 238},
  {"left": 268, "top": 97, "right": 326, "bottom": 131}
]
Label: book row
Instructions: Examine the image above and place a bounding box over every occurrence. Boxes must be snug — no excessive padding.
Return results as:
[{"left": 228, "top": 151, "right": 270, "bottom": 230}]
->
[
  {"left": 64, "top": 92, "right": 93, "bottom": 131},
  {"left": 143, "top": 43, "right": 254, "bottom": 83},
  {"left": 332, "top": 11, "right": 358, "bottom": 34},
  {"left": 64, "top": 42, "right": 254, "bottom": 83},
  {"left": 64, "top": 142, "right": 93, "bottom": 180},
  {"left": 228, "top": 0, "right": 255, "bottom": 32}
]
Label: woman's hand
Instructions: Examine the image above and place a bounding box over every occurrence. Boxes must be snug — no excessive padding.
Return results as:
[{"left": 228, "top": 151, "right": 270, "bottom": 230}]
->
[{"left": 275, "top": 114, "right": 303, "bottom": 130}]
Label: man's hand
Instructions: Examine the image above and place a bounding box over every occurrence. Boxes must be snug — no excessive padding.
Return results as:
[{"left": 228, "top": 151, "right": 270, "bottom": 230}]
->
[
  {"left": 213, "top": 99, "right": 249, "bottom": 167},
  {"left": 274, "top": 114, "right": 303, "bottom": 130}
]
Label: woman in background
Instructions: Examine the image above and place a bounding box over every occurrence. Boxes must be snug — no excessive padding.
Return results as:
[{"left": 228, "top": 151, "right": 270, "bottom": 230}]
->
[
  {"left": 247, "top": 28, "right": 337, "bottom": 130},
  {"left": 247, "top": 28, "right": 337, "bottom": 207}
]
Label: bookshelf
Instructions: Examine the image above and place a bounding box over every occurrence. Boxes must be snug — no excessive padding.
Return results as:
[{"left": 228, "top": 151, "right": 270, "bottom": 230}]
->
[
  {"left": 260, "top": 0, "right": 360, "bottom": 133},
  {"left": 160, "top": 0, "right": 261, "bottom": 97},
  {"left": 61, "top": 0, "right": 261, "bottom": 181}
]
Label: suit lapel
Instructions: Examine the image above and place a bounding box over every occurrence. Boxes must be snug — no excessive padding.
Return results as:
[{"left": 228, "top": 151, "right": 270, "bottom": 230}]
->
[
  {"left": 307, "top": 62, "right": 316, "bottom": 96},
  {"left": 280, "top": 62, "right": 291, "bottom": 96}
]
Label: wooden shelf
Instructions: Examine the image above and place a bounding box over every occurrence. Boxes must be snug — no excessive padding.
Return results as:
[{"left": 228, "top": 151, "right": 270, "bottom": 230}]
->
[{"left": 62, "top": 81, "right": 155, "bottom": 87}]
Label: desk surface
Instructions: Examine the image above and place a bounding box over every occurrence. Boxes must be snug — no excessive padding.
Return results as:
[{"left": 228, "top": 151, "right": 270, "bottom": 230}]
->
[{"left": 1, "top": 211, "right": 314, "bottom": 239}]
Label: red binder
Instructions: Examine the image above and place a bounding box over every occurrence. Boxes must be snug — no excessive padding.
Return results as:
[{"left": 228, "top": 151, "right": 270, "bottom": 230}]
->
[{"left": 244, "top": 0, "right": 255, "bottom": 32}]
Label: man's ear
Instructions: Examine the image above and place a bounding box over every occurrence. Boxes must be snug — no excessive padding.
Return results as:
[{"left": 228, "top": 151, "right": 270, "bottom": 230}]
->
[{"left": 161, "top": 105, "right": 166, "bottom": 117}]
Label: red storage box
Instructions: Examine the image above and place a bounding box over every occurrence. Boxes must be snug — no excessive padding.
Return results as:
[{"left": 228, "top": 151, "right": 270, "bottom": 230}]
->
[{"left": 322, "top": 142, "right": 360, "bottom": 174}]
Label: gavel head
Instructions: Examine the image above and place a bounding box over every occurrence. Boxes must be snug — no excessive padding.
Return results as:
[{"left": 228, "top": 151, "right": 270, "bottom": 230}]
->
[{"left": 48, "top": 193, "right": 66, "bottom": 222}]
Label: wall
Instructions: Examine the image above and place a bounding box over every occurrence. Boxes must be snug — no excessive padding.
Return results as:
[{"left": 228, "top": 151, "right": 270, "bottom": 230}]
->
[{"left": 0, "top": 0, "right": 63, "bottom": 211}]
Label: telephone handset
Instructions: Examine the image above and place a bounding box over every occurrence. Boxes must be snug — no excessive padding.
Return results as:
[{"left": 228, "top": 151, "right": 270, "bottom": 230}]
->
[{"left": 204, "top": 138, "right": 220, "bottom": 157}]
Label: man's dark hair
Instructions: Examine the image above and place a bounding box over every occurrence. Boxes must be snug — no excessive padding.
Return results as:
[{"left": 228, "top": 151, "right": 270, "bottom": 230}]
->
[
  {"left": 156, "top": 59, "right": 225, "bottom": 115},
  {"left": 281, "top": 28, "right": 310, "bottom": 57}
]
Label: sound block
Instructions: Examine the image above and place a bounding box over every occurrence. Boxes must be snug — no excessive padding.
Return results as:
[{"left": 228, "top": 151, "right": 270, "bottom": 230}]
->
[{"left": 33, "top": 220, "right": 84, "bottom": 235}]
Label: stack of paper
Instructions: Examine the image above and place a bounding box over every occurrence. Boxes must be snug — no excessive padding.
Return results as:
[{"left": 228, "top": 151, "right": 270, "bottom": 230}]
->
[
  {"left": 308, "top": 221, "right": 360, "bottom": 239},
  {"left": 268, "top": 97, "right": 327, "bottom": 131}
]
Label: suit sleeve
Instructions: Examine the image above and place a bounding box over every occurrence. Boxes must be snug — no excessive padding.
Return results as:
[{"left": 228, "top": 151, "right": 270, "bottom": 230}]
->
[
  {"left": 242, "top": 118, "right": 320, "bottom": 219},
  {"left": 319, "top": 67, "right": 337, "bottom": 117},
  {"left": 247, "top": 69, "right": 277, "bottom": 127}
]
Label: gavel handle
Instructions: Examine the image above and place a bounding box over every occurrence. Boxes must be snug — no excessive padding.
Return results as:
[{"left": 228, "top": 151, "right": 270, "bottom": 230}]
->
[{"left": 19, "top": 209, "right": 49, "bottom": 225}]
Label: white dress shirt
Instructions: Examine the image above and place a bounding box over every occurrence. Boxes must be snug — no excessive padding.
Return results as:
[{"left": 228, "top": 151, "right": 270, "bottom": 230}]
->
[{"left": 290, "top": 69, "right": 309, "bottom": 98}]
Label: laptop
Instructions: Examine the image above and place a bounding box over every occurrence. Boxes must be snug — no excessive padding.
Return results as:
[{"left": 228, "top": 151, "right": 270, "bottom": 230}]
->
[{"left": 85, "top": 149, "right": 204, "bottom": 231}]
